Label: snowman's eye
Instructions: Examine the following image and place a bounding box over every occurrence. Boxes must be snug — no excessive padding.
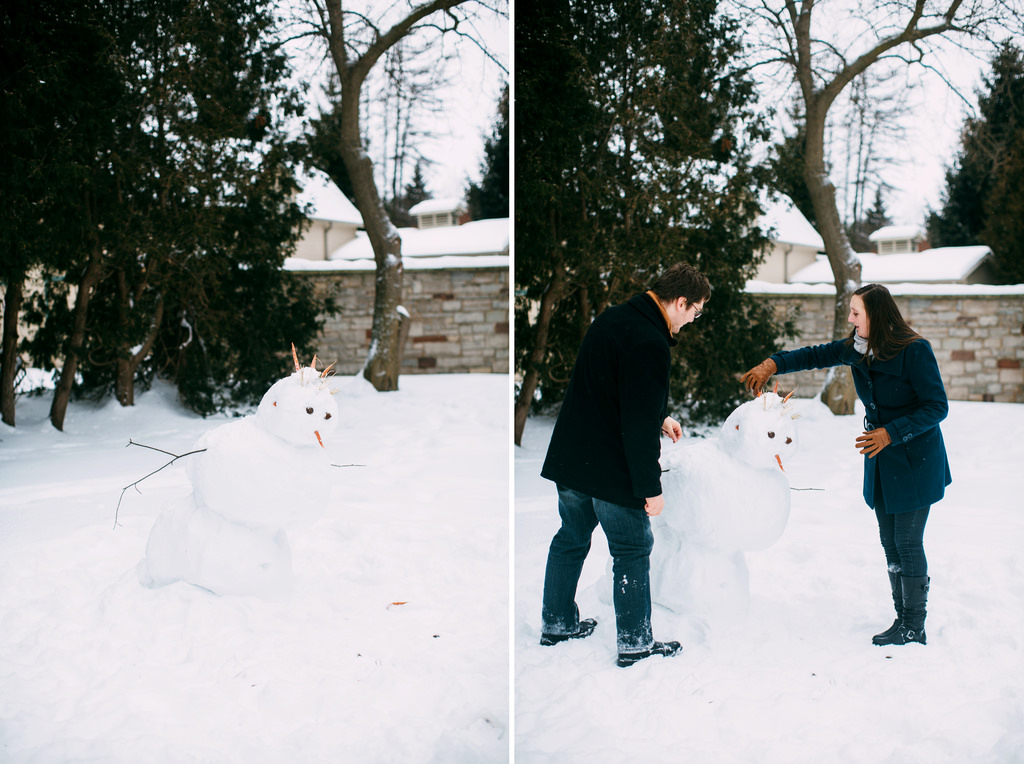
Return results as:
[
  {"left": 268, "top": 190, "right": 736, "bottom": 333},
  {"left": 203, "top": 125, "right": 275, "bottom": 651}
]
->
[
  {"left": 786, "top": 437, "right": 792, "bottom": 444},
  {"left": 306, "top": 407, "right": 314, "bottom": 414},
  {"left": 324, "top": 412, "right": 332, "bottom": 420},
  {"left": 767, "top": 431, "right": 775, "bottom": 439}
]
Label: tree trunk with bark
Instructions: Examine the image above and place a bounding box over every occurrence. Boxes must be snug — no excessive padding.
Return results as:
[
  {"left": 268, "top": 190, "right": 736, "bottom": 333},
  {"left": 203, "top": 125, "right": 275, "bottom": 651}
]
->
[
  {"left": 321, "top": 0, "right": 467, "bottom": 392},
  {"left": 115, "top": 295, "right": 164, "bottom": 407},
  {"left": 1, "top": 276, "right": 24, "bottom": 427},
  {"left": 50, "top": 247, "right": 104, "bottom": 431},
  {"left": 803, "top": 104, "right": 860, "bottom": 414},
  {"left": 514, "top": 258, "right": 565, "bottom": 446}
]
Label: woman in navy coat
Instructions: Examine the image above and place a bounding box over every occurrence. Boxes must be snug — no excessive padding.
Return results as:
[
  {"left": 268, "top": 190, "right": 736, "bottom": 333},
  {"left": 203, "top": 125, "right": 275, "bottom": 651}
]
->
[{"left": 742, "top": 283, "right": 951, "bottom": 646}]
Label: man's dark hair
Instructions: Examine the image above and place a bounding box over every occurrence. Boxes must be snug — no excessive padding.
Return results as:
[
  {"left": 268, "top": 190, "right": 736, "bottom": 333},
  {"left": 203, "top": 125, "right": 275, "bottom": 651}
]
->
[{"left": 650, "top": 262, "right": 711, "bottom": 305}]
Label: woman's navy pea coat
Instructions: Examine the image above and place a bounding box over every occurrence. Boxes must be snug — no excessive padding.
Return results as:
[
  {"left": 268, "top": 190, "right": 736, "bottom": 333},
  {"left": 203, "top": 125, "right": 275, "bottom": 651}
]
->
[{"left": 771, "top": 338, "right": 952, "bottom": 514}]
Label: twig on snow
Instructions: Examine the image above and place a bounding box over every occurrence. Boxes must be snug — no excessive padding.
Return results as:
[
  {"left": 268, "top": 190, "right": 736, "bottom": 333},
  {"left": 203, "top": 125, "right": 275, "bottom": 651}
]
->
[{"left": 113, "top": 439, "right": 206, "bottom": 530}]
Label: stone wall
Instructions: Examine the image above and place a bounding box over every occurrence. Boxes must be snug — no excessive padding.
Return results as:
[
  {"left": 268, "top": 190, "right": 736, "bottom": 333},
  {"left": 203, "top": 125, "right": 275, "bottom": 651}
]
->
[
  {"left": 749, "top": 285, "right": 1024, "bottom": 403},
  {"left": 292, "top": 265, "right": 509, "bottom": 375}
]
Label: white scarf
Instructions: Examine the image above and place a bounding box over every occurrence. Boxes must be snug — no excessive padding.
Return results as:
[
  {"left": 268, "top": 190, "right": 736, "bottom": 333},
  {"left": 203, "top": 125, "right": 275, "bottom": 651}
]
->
[{"left": 853, "top": 333, "right": 872, "bottom": 357}]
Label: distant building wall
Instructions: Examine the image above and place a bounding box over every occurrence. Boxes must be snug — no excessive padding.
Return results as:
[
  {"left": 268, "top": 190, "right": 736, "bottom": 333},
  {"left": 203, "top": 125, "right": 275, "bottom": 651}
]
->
[
  {"left": 749, "top": 286, "right": 1024, "bottom": 403},
  {"left": 292, "top": 265, "right": 509, "bottom": 375}
]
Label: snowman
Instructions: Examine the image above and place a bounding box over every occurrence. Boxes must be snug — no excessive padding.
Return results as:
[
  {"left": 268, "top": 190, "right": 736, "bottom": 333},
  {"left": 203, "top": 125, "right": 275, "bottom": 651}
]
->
[
  {"left": 648, "top": 390, "right": 799, "bottom": 632},
  {"left": 138, "top": 346, "right": 339, "bottom": 597}
]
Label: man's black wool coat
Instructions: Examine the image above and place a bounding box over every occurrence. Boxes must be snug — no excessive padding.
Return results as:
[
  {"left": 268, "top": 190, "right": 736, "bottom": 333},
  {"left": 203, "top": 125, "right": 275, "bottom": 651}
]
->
[{"left": 541, "top": 293, "right": 676, "bottom": 510}]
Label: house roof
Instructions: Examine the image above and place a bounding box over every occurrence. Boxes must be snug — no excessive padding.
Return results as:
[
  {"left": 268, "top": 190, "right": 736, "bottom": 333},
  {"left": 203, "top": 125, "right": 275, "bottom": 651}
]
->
[
  {"left": 308, "top": 217, "right": 509, "bottom": 271},
  {"left": 869, "top": 224, "right": 924, "bottom": 241},
  {"left": 761, "top": 197, "right": 824, "bottom": 250},
  {"left": 296, "top": 171, "right": 363, "bottom": 226},
  {"left": 408, "top": 197, "right": 466, "bottom": 216},
  {"left": 790, "top": 245, "right": 993, "bottom": 285}
]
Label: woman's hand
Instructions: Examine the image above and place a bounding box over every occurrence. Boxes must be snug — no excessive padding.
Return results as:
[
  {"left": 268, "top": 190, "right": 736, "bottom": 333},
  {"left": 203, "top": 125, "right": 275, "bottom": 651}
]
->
[
  {"left": 740, "top": 358, "right": 777, "bottom": 392},
  {"left": 856, "top": 428, "right": 892, "bottom": 458}
]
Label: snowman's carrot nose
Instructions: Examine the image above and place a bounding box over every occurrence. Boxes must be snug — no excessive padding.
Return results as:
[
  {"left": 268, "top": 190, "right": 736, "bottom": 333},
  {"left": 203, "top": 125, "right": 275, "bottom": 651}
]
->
[
  {"left": 775, "top": 454, "right": 784, "bottom": 472},
  {"left": 315, "top": 431, "right": 325, "bottom": 448}
]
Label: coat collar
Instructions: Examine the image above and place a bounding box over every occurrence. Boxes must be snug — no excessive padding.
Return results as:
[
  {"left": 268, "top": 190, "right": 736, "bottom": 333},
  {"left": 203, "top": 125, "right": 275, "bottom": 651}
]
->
[
  {"left": 855, "top": 340, "right": 914, "bottom": 376},
  {"left": 628, "top": 293, "right": 678, "bottom": 346}
]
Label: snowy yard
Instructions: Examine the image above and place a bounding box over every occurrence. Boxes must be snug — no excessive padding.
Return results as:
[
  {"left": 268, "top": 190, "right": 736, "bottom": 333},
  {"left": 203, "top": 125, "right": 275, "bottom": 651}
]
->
[
  {"left": 515, "top": 398, "right": 1024, "bottom": 763},
  {"left": 0, "top": 374, "right": 509, "bottom": 762}
]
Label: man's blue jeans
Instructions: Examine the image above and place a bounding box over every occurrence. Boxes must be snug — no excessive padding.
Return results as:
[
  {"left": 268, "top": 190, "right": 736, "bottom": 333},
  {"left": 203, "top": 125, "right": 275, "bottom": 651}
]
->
[{"left": 541, "top": 485, "right": 654, "bottom": 652}]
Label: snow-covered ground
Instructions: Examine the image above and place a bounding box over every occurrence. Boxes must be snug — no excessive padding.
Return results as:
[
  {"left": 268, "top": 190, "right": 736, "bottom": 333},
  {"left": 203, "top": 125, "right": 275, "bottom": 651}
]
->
[
  {"left": 515, "top": 398, "right": 1024, "bottom": 763},
  {"left": 0, "top": 374, "right": 509, "bottom": 763}
]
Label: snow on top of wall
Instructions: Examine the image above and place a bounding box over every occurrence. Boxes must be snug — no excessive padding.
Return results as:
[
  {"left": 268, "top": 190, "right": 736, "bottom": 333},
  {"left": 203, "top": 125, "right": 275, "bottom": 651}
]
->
[
  {"left": 327, "top": 217, "right": 509, "bottom": 262},
  {"left": 761, "top": 197, "right": 824, "bottom": 251},
  {"left": 284, "top": 254, "right": 509, "bottom": 272},
  {"left": 296, "top": 171, "right": 363, "bottom": 226},
  {"left": 789, "top": 246, "right": 993, "bottom": 285},
  {"left": 408, "top": 197, "right": 466, "bottom": 216}
]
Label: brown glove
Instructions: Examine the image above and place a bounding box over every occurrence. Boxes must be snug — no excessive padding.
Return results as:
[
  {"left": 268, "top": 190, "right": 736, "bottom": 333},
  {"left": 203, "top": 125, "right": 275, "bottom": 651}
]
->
[
  {"left": 740, "top": 358, "right": 777, "bottom": 393},
  {"left": 856, "top": 428, "right": 892, "bottom": 458}
]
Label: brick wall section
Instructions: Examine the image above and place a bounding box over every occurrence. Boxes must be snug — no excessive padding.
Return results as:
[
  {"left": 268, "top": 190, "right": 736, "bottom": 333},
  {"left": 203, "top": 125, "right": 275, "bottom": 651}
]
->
[
  {"left": 291, "top": 266, "right": 509, "bottom": 375},
  {"left": 748, "top": 287, "right": 1024, "bottom": 403}
]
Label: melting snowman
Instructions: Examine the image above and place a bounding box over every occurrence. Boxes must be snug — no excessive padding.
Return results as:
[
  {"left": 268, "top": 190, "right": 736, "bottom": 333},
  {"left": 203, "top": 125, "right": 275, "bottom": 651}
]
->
[
  {"left": 138, "top": 347, "right": 339, "bottom": 597},
  {"left": 648, "top": 390, "right": 799, "bottom": 633}
]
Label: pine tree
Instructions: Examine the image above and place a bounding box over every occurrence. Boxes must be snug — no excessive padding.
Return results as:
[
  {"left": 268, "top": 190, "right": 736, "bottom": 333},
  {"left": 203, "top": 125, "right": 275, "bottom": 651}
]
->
[
  {"left": 6, "top": 0, "right": 328, "bottom": 426},
  {"left": 927, "top": 41, "right": 1024, "bottom": 279},
  {"left": 468, "top": 84, "right": 509, "bottom": 220},
  {"left": 848, "top": 188, "right": 892, "bottom": 252},
  {"left": 515, "top": 0, "right": 789, "bottom": 444}
]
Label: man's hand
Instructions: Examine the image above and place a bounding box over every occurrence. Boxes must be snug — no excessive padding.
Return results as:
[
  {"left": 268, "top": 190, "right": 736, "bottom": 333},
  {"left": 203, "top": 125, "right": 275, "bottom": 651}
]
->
[
  {"left": 740, "top": 358, "right": 777, "bottom": 393},
  {"left": 661, "top": 416, "right": 682, "bottom": 443},
  {"left": 645, "top": 494, "right": 665, "bottom": 517},
  {"left": 856, "top": 428, "right": 892, "bottom": 458}
]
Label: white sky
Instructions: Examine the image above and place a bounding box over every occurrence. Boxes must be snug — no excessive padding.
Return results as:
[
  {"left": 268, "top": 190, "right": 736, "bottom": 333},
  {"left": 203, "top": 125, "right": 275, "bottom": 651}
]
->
[
  {"left": 280, "top": 2, "right": 509, "bottom": 204},
  {"left": 744, "top": 4, "right": 1002, "bottom": 229}
]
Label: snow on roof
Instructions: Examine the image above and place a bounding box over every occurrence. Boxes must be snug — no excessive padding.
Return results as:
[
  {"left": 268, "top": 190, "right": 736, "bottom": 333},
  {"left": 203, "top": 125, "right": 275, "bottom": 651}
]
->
[
  {"left": 296, "top": 171, "right": 363, "bottom": 226},
  {"left": 328, "top": 218, "right": 509, "bottom": 262},
  {"left": 760, "top": 197, "right": 824, "bottom": 250},
  {"left": 408, "top": 198, "right": 466, "bottom": 216},
  {"left": 869, "top": 224, "right": 924, "bottom": 241},
  {"left": 789, "top": 246, "right": 992, "bottom": 285},
  {"left": 746, "top": 279, "right": 1024, "bottom": 297}
]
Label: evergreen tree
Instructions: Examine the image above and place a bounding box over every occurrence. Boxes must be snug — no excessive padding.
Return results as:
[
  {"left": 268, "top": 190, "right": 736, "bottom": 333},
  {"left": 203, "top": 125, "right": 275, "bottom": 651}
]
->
[
  {"left": 468, "top": 84, "right": 510, "bottom": 220},
  {"left": 927, "top": 41, "right": 1024, "bottom": 278},
  {"left": 5, "top": 0, "right": 329, "bottom": 426},
  {"left": 515, "top": 0, "right": 790, "bottom": 444},
  {"left": 384, "top": 162, "right": 430, "bottom": 227},
  {"left": 848, "top": 188, "right": 892, "bottom": 252},
  {"left": 768, "top": 107, "right": 818, "bottom": 229}
]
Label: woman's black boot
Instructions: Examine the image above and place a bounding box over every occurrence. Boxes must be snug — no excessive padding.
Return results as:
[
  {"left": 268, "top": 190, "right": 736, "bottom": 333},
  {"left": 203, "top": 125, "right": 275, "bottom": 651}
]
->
[
  {"left": 876, "top": 576, "right": 929, "bottom": 646},
  {"left": 871, "top": 570, "right": 903, "bottom": 645}
]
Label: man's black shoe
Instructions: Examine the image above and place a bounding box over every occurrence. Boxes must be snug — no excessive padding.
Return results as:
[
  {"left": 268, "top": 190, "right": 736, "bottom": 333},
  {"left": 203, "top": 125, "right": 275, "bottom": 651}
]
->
[
  {"left": 617, "top": 640, "right": 682, "bottom": 667},
  {"left": 540, "top": 618, "right": 598, "bottom": 646}
]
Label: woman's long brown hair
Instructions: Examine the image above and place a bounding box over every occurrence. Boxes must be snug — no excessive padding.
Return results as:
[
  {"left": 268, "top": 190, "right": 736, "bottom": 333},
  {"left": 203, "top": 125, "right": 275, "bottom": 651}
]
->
[{"left": 847, "top": 283, "right": 924, "bottom": 362}]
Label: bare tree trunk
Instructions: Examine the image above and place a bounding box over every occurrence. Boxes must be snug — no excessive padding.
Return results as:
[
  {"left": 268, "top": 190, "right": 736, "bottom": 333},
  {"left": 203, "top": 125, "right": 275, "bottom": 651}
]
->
[
  {"left": 115, "top": 295, "right": 163, "bottom": 407},
  {"left": 778, "top": 0, "right": 980, "bottom": 414},
  {"left": 514, "top": 261, "right": 565, "bottom": 446},
  {"left": 1, "top": 276, "right": 24, "bottom": 427},
  {"left": 803, "top": 107, "right": 860, "bottom": 414},
  {"left": 51, "top": 247, "right": 103, "bottom": 431},
  {"left": 321, "top": 0, "right": 467, "bottom": 392}
]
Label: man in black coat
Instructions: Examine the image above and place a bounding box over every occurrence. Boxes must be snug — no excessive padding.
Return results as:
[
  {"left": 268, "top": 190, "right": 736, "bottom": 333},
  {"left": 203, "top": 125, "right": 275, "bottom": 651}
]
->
[{"left": 539, "top": 262, "right": 711, "bottom": 667}]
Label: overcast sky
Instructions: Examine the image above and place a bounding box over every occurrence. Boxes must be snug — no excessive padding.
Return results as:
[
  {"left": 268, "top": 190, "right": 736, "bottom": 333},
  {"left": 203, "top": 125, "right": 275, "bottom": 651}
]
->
[{"left": 280, "top": 2, "right": 509, "bottom": 205}]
